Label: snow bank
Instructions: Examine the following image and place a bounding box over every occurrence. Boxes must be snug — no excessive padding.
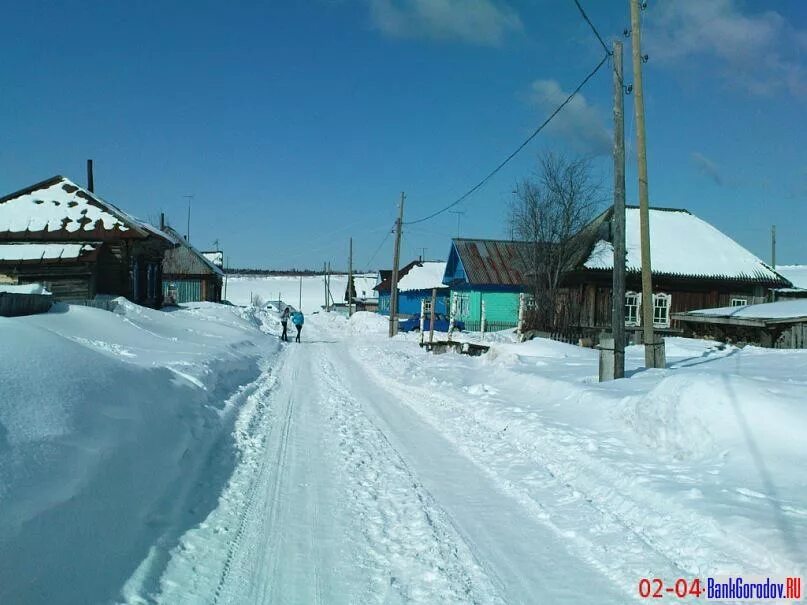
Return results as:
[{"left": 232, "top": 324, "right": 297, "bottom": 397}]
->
[
  {"left": 0, "top": 301, "right": 277, "bottom": 604},
  {"left": 0, "top": 283, "right": 51, "bottom": 295},
  {"left": 620, "top": 372, "right": 807, "bottom": 463},
  {"left": 345, "top": 310, "right": 388, "bottom": 335}
]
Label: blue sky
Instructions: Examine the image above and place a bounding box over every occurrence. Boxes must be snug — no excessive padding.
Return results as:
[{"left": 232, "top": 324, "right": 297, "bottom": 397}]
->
[{"left": 2, "top": 0, "right": 806, "bottom": 269}]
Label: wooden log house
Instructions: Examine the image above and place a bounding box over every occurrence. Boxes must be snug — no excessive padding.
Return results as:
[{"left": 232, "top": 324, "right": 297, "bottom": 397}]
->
[{"left": 0, "top": 175, "right": 174, "bottom": 307}]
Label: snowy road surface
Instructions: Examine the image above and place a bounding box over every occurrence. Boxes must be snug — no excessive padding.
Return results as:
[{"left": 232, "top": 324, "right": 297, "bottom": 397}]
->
[
  {"left": 120, "top": 315, "right": 626, "bottom": 604},
  {"left": 117, "top": 309, "right": 806, "bottom": 604}
]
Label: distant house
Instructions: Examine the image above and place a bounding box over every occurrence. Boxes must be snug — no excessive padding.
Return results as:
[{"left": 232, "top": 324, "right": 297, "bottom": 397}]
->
[
  {"left": 161, "top": 226, "right": 224, "bottom": 303},
  {"left": 396, "top": 261, "right": 448, "bottom": 317},
  {"left": 0, "top": 176, "right": 173, "bottom": 308},
  {"left": 345, "top": 273, "right": 380, "bottom": 311},
  {"left": 202, "top": 250, "right": 224, "bottom": 269},
  {"left": 560, "top": 205, "right": 792, "bottom": 337},
  {"left": 442, "top": 239, "right": 532, "bottom": 331},
  {"left": 376, "top": 260, "right": 448, "bottom": 317},
  {"left": 773, "top": 265, "right": 807, "bottom": 300}
]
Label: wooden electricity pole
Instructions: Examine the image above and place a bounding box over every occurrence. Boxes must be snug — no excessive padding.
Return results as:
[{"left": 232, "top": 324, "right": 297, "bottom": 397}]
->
[
  {"left": 323, "top": 261, "right": 328, "bottom": 311},
  {"left": 612, "top": 40, "right": 627, "bottom": 379},
  {"left": 348, "top": 237, "right": 354, "bottom": 317},
  {"left": 388, "top": 192, "right": 405, "bottom": 337},
  {"left": 630, "top": 0, "right": 661, "bottom": 368},
  {"left": 771, "top": 225, "right": 777, "bottom": 268}
]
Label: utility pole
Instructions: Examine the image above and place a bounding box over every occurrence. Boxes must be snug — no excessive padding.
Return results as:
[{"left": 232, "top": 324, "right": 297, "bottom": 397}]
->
[
  {"left": 389, "top": 192, "right": 405, "bottom": 337},
  {"left": 183, "top": 194, "right": 194, "bottom": 242},
  {"left": 771, "top": 225, "right": 777, "bottom": 268},
  {"left": 298, "top": 275, "right": 302, "bottom": 310},
  {"left": 323, "top": 262, "right": 328, "bottom": 311},
  {"left": 348, "top": 237, "right": 354, "bottom": 317},
  {"left": 630, "top": 0, "right": 662, "bottom": 368},
  {"left": 327, "top": 262, "right": 332, "bottom": 309},
  {"left": 612, "top": 40, "right": 627, "bottom": 380}
]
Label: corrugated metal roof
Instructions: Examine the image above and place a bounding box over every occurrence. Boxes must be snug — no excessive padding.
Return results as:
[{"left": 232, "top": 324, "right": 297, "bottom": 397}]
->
[{"left": 452, "top": 239, "right": 533, "bottom": 286}]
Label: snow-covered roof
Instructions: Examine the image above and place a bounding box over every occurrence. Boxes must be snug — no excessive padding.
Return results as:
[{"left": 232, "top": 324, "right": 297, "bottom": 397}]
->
[
  {"left": 776, "top": 265, "right": 807, "bottom": 289},
  {"left": 0, "top": 242, "right": 98, "bottom": 261},
  {"left": 685, "top": 299, "right": 807, "bottom": 320},
  {"left": 0, "top": 283, "right": 51, "bottom": 295},
  {"left": 397, "top": 261, "right": 448, "bottom": 292},
  {"left": 0, "top": 176, "right": 155, "bottom": 240},
  {"left": 352, "top": 275, "right": 379, "bottom": 300},
  {"left": 583, "top": 207, "right": 785, "bottom": 283},
  {"left": 162, "top": 227, "right": 224, "bottom": 276},
  {"left": 202, "top": 251, "right": 224, "bottom": 268}
]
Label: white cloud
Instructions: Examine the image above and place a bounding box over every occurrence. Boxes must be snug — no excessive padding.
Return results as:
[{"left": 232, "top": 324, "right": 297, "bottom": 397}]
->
[
  {"left": 529, "top": 79, "right": 611, "bottom": 156},
  {"left": 645, "top": 0, "right": 807, "bottom": 97},
  {"left": 368, "top": 0, "right": 522, "bottom": 46},
  {"left": 691, "top": 152, "right": 724, "bottom": 186}
]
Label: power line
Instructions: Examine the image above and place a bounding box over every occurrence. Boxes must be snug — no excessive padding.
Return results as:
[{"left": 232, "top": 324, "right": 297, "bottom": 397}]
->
[
  {"left": 365, "top": 223, "right": 394, "bottom": 268},
  {"left": 572, "top": 0, "right": 612, "bottom": 55},
  {"left": 404, "top": 52, "right": 610, "bottom": 226}
]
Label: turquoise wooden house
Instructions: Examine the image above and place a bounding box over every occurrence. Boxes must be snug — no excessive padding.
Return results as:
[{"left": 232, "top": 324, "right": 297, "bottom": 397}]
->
[{"left": 442, "top": 238, "right": 532, "bottom": 331}]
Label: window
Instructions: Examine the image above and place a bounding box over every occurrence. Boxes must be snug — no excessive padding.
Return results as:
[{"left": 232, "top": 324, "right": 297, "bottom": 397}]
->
[
  {"left": 453, "top": 293, "right": 469, "bottom": 319},
  {"left": 653, "top": 293, "right": 671, "bottom": 328},
  {"left": 731, "top": 298, "right": 748, "bottom": 307},
  {"left": 625, "top": 292, "right": 640, "bottom": 326},
  {"left": 423, "top": 298, "right": 432, "bottom": 314}
]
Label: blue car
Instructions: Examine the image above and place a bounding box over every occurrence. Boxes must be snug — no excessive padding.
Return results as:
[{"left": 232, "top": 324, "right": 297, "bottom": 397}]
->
[{"left": 399, "top": 313, "right": 464, "bottom": 333}]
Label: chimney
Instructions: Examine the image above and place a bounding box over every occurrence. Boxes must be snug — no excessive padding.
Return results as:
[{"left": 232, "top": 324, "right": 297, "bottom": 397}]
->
[
  {"left": 160, "top": 212, "right": 165, "bottom": 230},
  {"left": 86, "top": 159, "right": 94, "bottom": 193}
]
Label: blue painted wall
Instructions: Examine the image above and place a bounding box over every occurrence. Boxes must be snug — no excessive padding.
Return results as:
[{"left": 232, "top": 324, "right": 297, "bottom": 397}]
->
[{"left": 377, "top": 289, "right": 449, "bottom": 317}]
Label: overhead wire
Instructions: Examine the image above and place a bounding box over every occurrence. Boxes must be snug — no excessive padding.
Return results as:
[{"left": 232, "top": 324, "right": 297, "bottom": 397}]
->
[
  {"left": 403, "top": 52, "right": 610, "bottom": 226},
  {"left": 572, "top": 0, "right": 612, "bottom": 56}
]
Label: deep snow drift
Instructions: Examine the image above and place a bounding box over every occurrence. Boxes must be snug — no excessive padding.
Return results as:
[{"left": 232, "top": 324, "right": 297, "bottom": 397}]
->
[{"left": 0, "top": 300, "right": 278, "bottom": 605}]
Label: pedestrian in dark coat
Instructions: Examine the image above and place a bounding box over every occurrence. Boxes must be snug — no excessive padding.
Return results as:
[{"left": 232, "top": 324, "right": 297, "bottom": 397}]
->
[{"left": 280, "top": 307, "right": 290, "bottom": 342}]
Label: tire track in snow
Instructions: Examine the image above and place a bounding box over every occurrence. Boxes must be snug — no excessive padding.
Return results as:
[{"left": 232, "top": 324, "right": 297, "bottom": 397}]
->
[{"left": 312, "top": 346, "right": 504, "bottom": 605}]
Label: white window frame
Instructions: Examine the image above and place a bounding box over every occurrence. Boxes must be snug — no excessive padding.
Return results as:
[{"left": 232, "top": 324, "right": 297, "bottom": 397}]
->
[
  {"left": 423, "top": 298, "right": 433, "bottom": 314},
  {"left": 652, "top": 293, "right": 671, "bottom": 328},
  {"left": 625, "top": 292, "right": 641, "bottom": 326},
  {"left": 731, "top": 298, "right": 748, "bottom": 307},
  {"left": 454, "top": 292, "right": 470, "bottom": 319}
]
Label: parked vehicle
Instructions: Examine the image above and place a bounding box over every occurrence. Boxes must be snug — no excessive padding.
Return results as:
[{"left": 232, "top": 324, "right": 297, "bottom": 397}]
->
[{"left": 399, "top": 313, "right": 464, "bottom": 333}]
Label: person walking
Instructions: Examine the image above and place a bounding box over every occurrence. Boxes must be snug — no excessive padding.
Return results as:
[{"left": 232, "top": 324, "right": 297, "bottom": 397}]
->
[
  {"left": 280, "top": 306, "right": 290, "bottom": 342},
  {"left": 291, "top": 309, "right": 304, "bottom": 342}
]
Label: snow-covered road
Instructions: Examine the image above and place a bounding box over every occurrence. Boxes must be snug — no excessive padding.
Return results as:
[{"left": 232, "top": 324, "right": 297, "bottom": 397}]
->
[
  {"left": 116, "top": 309, "right": 805, "bottom": 604},
  {"left": 126, "top": 316, "right": 629, "bottom": 604}
]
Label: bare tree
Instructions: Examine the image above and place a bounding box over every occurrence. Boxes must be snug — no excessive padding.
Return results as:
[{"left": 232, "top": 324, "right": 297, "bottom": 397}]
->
[{"left": 509, "top": 153, "right": 604, "bottom": 332}]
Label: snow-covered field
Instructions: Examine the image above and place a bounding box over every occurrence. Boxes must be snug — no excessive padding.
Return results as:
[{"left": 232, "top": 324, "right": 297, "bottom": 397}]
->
[
  {"left": 225, "top": 274, "right": 350, "bottom": 313},
  {"left": 1, "top": 293, "right": 805, "bottom": 603}
]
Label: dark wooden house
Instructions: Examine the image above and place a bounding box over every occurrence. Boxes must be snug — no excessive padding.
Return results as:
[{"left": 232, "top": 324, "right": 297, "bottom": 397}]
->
[
  {"left": 161, "top": 226, "right": 223, "bottom": 303},
  {"left": 558, "top": 205, "right": 792, "bottom": 339},
  {"left": 0, "top": 176, "right": 173, "bottom": 308}
]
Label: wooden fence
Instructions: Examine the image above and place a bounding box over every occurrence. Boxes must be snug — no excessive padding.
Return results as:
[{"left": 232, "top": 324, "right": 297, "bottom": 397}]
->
[{"left": 0, "top": 293, "right": 53, "bottom": 317}]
